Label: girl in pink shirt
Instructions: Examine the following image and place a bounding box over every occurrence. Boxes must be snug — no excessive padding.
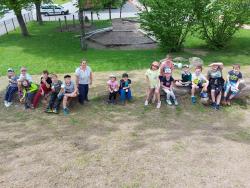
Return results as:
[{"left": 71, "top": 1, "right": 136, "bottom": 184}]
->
[{"left": 107, "top": 75, "right": 119, "bottom": 104}]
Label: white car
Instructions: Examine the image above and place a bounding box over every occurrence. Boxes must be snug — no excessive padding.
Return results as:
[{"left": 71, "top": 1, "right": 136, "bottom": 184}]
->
[{"left": 40, "top": 4, "right": 69, "bottom": 16}]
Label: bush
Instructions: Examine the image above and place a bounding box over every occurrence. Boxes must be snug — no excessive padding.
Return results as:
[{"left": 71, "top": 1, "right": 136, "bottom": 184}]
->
[
  {"left": 195, "top": 0, "right": 250, "bottom": 49},
  {"left": 139, "top": 0, "right": 196, "bottom": 52}
]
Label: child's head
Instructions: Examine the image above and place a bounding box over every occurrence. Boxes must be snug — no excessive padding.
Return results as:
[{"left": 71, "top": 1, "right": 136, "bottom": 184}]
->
[
  {"left": 195, "top": 66, "right": 202, "bottom": 75},
  {"left": 209, "top": 63, "right": 219, "bottom": 71},
  {"left": 7, "top": 68, "right": 15, "bottom": 78},
  {"left": 151, "top": 61, "right": 160, "bottom": 70},
  {"left": 51, "top": 74, "right": 58, "bottom": 83},
  {"left": 64, "top": 75, "right": 71, "bottom": 84},
  {"left": 182, "top": 64, "right": 190, "bottom": 73},
  {"left": 233, "top": 64, "right": 240, "bottom": 73},
  {"left": 22, "top": 79, "right": 29, "bottom": 87},
  {"left": 20, "top": 67, "right": 27, "bottom": 75},
  {"left": 122, "top": 73, "right": 129, "bottom": 81},
  {"left": 42, "top": 70, "right": 49, "bottom": 79},
  {"left": 164, "top": 68, "right": 172, "bottom": 78},
  {"left": 109, "top": 74, "right": 116, "bottom": 82}
]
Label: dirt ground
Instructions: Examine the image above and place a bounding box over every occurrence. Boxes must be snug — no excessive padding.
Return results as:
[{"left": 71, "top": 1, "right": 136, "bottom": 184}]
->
[{"left": 0, "top": 68, "right": 250, "bottom": 188}]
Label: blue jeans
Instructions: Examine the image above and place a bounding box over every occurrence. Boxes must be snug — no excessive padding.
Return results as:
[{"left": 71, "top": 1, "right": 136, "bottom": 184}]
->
[
  {"left": 119, "top": 89, "right": 132, "bottom": 102},
  {"left": 5, "top": 86, "right": 18, "bottom": 102},
  {"left": 47, "top": 92, "right": 62, "bottom": 110},
  {"left": 78, "top": 84, "right": 89, "bottom": 104}
]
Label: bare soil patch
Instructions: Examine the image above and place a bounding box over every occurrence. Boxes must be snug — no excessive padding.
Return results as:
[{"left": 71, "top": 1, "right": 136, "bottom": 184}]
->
[{"left": 0, "top": 69, "right": 250, "bottom": 188}]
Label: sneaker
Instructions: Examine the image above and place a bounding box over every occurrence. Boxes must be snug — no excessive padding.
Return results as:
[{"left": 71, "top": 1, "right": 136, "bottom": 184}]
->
[
  {"left": 63, "top": 108, "right": 69, "bottom": 115},
  {"left": 166, "top": 99, "right": 172, "bottom": 105},
  {"left": 144, "top": 100, "right": 149, "bottom": 106},
  {"left": 227, "top": 100, "right": 231, "bottom": 106},
  {"left": 4, "top": 100, "right": 8, "bottom": 107},
  {"left": 45, "top": 108, "right": 53, "bottom": 113},
  {"left": 5, "top": 102, "right": 11, "bottom": 107},
  {"left": 53, "top": 108, "right": 59, "bottom": 114},
  {"left": 174, "top": 99, "right": 178, "bottom": 106},
  {"left": 156, "top": 101, "right": 161, "bottom": 109},
  {"left": 216, "top": 104, "right": 220, "bottom": 110},
  {"left": 191, "top": 96, "right": 196, "bottom": 104},
  {"left": 211, "top": 102, "right": 217, "bottom": 109}
]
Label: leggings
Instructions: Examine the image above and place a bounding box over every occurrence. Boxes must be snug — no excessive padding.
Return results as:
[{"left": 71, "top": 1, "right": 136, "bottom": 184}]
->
[
  {"left": 163, "top": 88, "right": 176, "bottom": 100},
  {"left": 33, "top": 83, "right": 51, "bottom": 108}
]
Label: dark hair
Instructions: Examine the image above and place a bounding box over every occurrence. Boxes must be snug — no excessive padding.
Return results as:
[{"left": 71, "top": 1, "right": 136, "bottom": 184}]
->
[
  {"left": 64, "top": 75, "right": 71, "bottom": 79},
  {"left": 81, "top": 59, "right": 87, "bottom": 64},
  {"left": 195, "top": 66, "right": 203, "bottom": 72},
  {"left": 122, "top": 73, "right": 129, "bottom": 78},
  {"left": 43, "top": 70, "right": 49, "bottom": 75}
]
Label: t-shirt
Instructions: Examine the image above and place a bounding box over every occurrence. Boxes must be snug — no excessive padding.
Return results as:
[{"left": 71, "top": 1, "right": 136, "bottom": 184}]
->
[
  {"left": 228, "top": 70, "right": 242, "bottom": 83},
  {"left": 160, "top": 76, "right": 174, "bottom": 88},
  {"left": 51, "top": 80, "right": 62, "bottom": 93},
  {"left": 40, "top": 77, "right": 52, "bottom": 86},
  {"left": 107, "top": 80, "right": 119, "bottom": 91},
  {"left": 62, "top": 81, "right": 75, "bottom": 93},
  {"left": 192, "top": 73, "right": 206, "bottom": 85},
  {"left": 18, "top": 73, "right": 32, "bottom": 82},
  {"left": 181, "top": 72, "right": 192, "bottom": 82},
  {"left": 9, "top": 76, "right": 19, "bottom": 87},
  {"left": 75, "top": 66, "right": 92, "bottom": 85},
  {"left": 145, "top": 69, "right": 160, "bottom": 88},
  {"left": 207, "top": 70, "right": 222, "bottom": 79},
  {"left": 120, "top": 79, "right": 132, "bottom": 89}
]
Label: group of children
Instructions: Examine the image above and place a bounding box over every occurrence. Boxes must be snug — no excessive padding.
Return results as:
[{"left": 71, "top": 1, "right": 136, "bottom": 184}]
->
[
  {"left": 3, "top": 56, "right": 243, "bottom": 114},
  {"left": 144, "top": 55, "right": 243, "bottom": 110},
  {"left": 4, "top": 67, "right": 80, "bottom": 115}
]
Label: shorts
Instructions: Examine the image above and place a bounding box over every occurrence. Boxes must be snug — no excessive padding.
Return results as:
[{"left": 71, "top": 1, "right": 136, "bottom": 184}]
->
[
  {"left": 210, "top": 84, "right": 223, "bottom": 92},
  {"left": 225, "top": 82, "right": 239, "bottom": 95}
]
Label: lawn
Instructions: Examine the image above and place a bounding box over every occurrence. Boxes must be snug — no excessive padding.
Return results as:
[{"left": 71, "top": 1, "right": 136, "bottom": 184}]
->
[{"left": 0, "top": 21, "right": 249, "bottom": 75}]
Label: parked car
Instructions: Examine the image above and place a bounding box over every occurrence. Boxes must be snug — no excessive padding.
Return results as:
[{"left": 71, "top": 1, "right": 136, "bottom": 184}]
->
[{"left": 40, "top": 4, "right": 69, "bottom": 16}]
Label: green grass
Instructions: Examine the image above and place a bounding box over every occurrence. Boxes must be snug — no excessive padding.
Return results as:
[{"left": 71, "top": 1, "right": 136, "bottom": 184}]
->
[
  {"left": 52, "top": 0, "right": 70, "bottom": 5},
  {"left": 0, "top": 21, "right": 250, "bottom": 75}
]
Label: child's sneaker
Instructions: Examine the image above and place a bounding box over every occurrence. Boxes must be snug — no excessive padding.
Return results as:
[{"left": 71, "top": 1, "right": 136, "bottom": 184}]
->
[
  {"left": 45, "top": 108, "right": 53, "bottom": 113},
  {"left": 53, "top": 108, "right": 59, "bottom": 114},
  {"left": 211, "top": 102, "right": 217, "bottom": 109},
  {"left": 4, "top": 100, "right": 8, "bottom": 107},
  {"left": 156, "top": 101, "right": 161, "bottom": 109},
  {"left": 216, "top": 104, "right": 220, "bottom": 110},
  {"left": 191, "top": 96, "right": 196, "bottom": 104},
  {"left": 144, "top": 100, "right": 149, "bottom": 106},
  {"left": 63, "top": 108, "right": 69, "bottom": 115},
  {"left": 166, "top": 99, "right": 172, "bottom": 105},
  {"left": 174, "top": 99, "right": 178, "bottom": 106}
]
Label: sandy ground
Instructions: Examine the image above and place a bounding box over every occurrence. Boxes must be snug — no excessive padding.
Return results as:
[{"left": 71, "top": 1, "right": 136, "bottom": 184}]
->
[{"left": 0, "top": 68, "right": 250, "bottom": 188}]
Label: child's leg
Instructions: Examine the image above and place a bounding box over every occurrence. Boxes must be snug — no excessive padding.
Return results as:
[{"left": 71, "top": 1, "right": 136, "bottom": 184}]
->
[
  {"left": 163, "top": 89, "right": 171, "bottom": 100},
  {"left": 113, "top": 91, "right": 118, "bottom": 100},
  {"left": 54, "top": 95, "right": 62, "bottom": 110},
  {"left": 146, "top": 88, "right": 154, "bottom": 102},
  {"left": 127, "top": 89, "right": 132, "bottom": 100},
  {"left": 216, "top": 91, "right": 222, "bottom": 105},
  {"left": 211, "top": 89, "right": 216, "bottom": 103},
  {"left": 224, "top": 83, "right": 231, "bottom": 99},
  {"left": 32, "top": 89, "right": 43, "bottom": 108},
  {"left": 63, "top": 95, "right": 68, "bottom": 109},
  {"left": 17, "top": 81, "right": 22, "bottom": 93},
  {"left": 26, "top": 93, "right": 35, "bottom": 108},
  {"left": 7, "top": 86, "right": 18, "bottom": 102},
  {"left": 4, "top": 87, "right": 11, "bottom": 102},
  {"left": 108, "top": 92, "right": 113, "bottom": 101},
  {"left": 48, "top": 93, "right": 57, "bottom": 109},
  {"left": 155, "top": 88, "right": 160, "bottom": 103},
  {"left": 120, "top": 89, "right": 126, "bottom": 102},
  {"left": 191, "top": 85, "right": 196, "bottom": 97},
  {"left": 169, "top": 90, "right": 176, "bottom": 100}
]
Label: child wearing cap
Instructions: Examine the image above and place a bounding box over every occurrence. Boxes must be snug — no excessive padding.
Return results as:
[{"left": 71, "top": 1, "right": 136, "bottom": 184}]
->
[
  {"left": 20, "top": 79, "right": 38, "bottom": 109},
  {"left": 175, "top": 64, "right": 192, "bottom": 87},
  {"left": 4, "top": 68, "right": 19, "bottom": 107},
  {"left": 107, "top": 74, "right": 119, "bottom": 104},
  {"left": 207, "top": 62, "right": 224, "bottom": 110},
  {"left": 145, "top": 61, "right": 161, "bottom": 109},
  {"left": 119, "top": 73, "right": 132, "bottom": 104},
  {"left": 17, "top": 67, "right": 33, "bottom": 97},
  {"left": 191, "top": 66, "right": 209, "bottom": 104},
  {"left": 160, "top": 68, "right": 178, "bottom": 106},
  {"left": 58, "top": 75, "right": 78, "bottom": 115},
  {"left": 223, "top": 64, "right": 243, "bottom": 106}
]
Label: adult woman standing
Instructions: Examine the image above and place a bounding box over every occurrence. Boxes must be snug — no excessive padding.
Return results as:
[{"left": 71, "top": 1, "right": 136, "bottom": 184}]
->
[{"left": 75, "top": 59, "right": 93, "bottom": 105}]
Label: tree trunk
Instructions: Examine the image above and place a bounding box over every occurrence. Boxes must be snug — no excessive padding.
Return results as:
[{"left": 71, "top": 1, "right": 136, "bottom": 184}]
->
[
  {"left": 91, "top": 11, "right": 93, "bottom": 24},
  {"left": 109, "top": 6, "right": 111, "bottom": 20},
  {"left": 15, "top": 9, "right": 29, "bottom": 36},
  {"left": 119, "top": 6, "right": 122, "bottom": 18},
  {"left": 35, "top": 0, "right": 43, "bottom": 25},
  {"left": 79, "top": 8, "right": 87, "bottom": 50}
]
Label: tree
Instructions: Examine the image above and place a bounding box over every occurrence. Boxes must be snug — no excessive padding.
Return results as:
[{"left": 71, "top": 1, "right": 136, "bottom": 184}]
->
[
  {"left": 1, "top": 0, "right": 30, "bottom": 36},
  {"left": 34, "top": 0, "right": 43, "bottom": 25},
  {"left": 139, "top": 0, "right": 196, "bottom": 52},
  {"left": 102, "top": 0, "right": 123, "bottom": 20},
  {"left": 195, "top": 0, "right": 250, "bottom": 49},
  {"left": 119, "top": 0, "right": 126, "bottom": 18}
]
